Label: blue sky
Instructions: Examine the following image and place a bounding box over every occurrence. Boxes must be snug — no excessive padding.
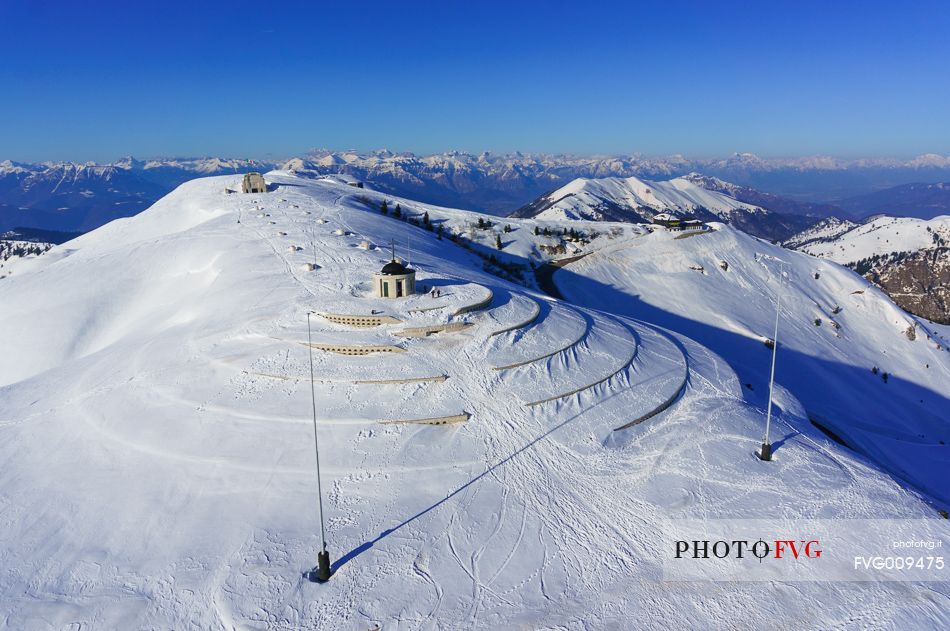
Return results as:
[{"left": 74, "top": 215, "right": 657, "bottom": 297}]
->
[{"left": 2, "top": 0, "right": 948, "bottom": 161}]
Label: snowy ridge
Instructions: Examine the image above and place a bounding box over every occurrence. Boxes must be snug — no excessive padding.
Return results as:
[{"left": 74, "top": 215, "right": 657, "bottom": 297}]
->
[
  {"left": 553, "top": 222, "right": 950, "bottom": 507},
  {"left": 784, "top": 216, "right": 950, "bottom": 323},
  {"left": 7, "top": 151, "right": 950, "bottom": 234},
  {"left": 520, "top": 175, "right": 766, "bottom": 223},
  {"left": 782, "top": 216, "right": 860, "bottom": 250},
  {"left": 788, "top": 215, "right": 950, "bottom": 263}
]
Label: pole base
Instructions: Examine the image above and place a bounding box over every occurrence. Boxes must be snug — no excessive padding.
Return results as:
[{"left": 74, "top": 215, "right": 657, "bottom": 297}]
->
[
  {"left": 316, "top": 549, "right": 332, "bottom": 582},
  {"left": 758, "top": 442, "right": 772, "bottom": 461}
]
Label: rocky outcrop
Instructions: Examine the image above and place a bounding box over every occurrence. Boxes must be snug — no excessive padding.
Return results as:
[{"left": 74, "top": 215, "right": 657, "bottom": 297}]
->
[{"left": 861, "top": 248, "right": 950, "bottom": 323}]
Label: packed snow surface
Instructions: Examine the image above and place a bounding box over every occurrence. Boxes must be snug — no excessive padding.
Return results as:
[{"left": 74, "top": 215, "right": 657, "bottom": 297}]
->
[
  {"left": 0, "top": 173, "right": 948, "bottom": 628},
  {"left": 555, "top": 224, "right": 950, "bottom": 506}
]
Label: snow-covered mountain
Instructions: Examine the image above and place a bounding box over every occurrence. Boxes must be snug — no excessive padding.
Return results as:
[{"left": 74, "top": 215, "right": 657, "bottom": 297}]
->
[
  {"left": 790, "top": 215, "right": 950, "bottom": 262},
  {"left": 510, "top": 174, "right": 819, "bottom": 240},
  {"left": 0, "top": 227, "right": 78, "bottom": 276},
  {"left": 0, "top": 238, "right": 51, "bottom": 269},
  {"left": 1, "top": 172, "right": 948, "bottom": 627},
  {"left": 551, "top": 220, "right": 950, "bottom": 507},
  {"left": 288, "top": 150, "right": 950, "bottom": 213},
  {"left": 786, "top": 216, "right": 950, "bottom": 323},
  {"left": 6, "top": 152, "right": 950, "bottom": 234},
  {"left": 512, "top": 174, "right": 767, "bottom": 222},
  {"left": 781, "top": 216, "right": 860, "bottom": 250}
]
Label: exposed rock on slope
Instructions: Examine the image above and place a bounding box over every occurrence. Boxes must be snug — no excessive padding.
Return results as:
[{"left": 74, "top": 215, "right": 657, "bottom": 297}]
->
[
  {"left": 860, "top": 248, "right": 950, "bottom": 324},
  {"left": 786, "top": 215, "right": 950, "bottom": 322}
]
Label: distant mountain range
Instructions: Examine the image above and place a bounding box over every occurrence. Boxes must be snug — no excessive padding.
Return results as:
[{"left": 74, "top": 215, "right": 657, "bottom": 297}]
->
[
  {"left": 285, "top": 150, "right": 950, "bottom": 213},
  {"left": 834, "top": 182, "right": 950, "bottom": 220},
  {"left": 0, "top": 158, "right": 278, "bottom": 232},
  {"left": 3, "top": 151, "right": 950, "bottom": 234},
  {"left": 677, "top": 173, "right": 842, "bottom": 217}
]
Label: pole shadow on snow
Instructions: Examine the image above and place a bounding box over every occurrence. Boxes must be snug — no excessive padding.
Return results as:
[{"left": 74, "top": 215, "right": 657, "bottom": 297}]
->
[
  {"left": 771, "top": 430, "right": 802, "bottom": 452},
  {"left": 332, "top": 404, "right": 599, "bottom": 573}
]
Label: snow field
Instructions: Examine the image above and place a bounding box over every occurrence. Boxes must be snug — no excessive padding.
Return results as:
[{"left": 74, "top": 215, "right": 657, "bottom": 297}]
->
[{"left": 0, "top": 173, "right": 947, "bottom": 628}]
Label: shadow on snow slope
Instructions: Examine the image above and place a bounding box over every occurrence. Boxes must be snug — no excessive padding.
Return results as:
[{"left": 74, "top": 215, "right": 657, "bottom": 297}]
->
[
  {"left": 359, "top": 199, "right": 949, "bottom": 510},
  {"left": 548, "top": 263, "right": 950, "bottom": 509}
]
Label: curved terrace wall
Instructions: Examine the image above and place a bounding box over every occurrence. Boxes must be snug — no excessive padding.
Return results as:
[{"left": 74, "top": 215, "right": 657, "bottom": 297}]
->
[{"left": 319, "top": 313, "right": 401, "bottom": 328}]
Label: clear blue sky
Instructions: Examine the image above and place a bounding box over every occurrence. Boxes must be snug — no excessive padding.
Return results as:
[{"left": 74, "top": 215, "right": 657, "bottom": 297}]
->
[{"left": 2, "top": 0, "right": 948, "bottom": 162}]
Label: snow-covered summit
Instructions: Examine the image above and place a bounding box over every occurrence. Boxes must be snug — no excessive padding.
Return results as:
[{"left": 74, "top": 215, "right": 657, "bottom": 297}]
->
[
  {"left": 785, "top": 216, "right": 950, "bottom": 324},
  {"left": 790, "top": 215, "right": 950, "bottom": 263},
  {"left": 1, "top": 174, "right": 947, "bottom": 627},
  {"left": 514, "top": 174, "right": 766, "bottom": 224},
  {"left": 782, "top": 216, "right": 860, "bottom": 250}
]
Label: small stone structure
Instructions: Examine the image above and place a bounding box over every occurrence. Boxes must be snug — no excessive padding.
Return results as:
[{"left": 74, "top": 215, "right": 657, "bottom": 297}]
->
[
  {"left": 353, "top": 375, "right": 448, "bottom": 385},
  {"left": 380, "top": 412, "right": 470, "bottom": 426},
  {"left": 393, "top": 322, "right": 473, "bottom": 337},
  {"left": 374, "top": 257, "right": 416, "bottom": 299},
  {"left": 242, "top": 172, "right": 267, "bottom": 194},
  {"left": 319, "top": 313, "right": 401, "bottom": 328},
  {"left": 306, "top": 343, "right": 405, "bottom": 356}
]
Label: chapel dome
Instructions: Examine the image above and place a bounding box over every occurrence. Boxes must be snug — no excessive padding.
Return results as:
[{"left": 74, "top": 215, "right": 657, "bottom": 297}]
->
[{"left": 380, "top": 260, "right": 410, "bottom": 275}]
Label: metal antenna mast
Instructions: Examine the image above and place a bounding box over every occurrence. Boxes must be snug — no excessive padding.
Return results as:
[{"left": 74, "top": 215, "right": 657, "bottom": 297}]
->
[
  {"left": 311, "top": 225, "right": 317, "bottom": 268},
  {"left": 306, "top": 312, "right": 332, "bottom": 581},
  {"left": 756, "top": 255, "right": 787, "bottom": 462}
]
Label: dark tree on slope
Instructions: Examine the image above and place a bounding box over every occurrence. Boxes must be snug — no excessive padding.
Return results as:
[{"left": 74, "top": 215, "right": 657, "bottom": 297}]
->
[
  {"left": 394, "top": 204, "right": 402, "bottom": 218},
  {"left": 380, "top": 200, "right": 388, "bottom": 215}
]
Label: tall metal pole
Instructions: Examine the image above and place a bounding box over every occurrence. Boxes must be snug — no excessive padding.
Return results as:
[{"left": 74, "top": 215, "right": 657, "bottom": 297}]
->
[
  {"left": 311, "top": 226, "right": 317, "bottom": 269},
  {"left": 760, "top": 262, "right": 784, "bottom": 461},
  {"left": 306, "top": 312, "right": 332, "bottom": 580}
]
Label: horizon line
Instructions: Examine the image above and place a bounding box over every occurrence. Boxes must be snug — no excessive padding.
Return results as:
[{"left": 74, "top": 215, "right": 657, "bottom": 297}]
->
[{"left": 4, "top": 150, "right": 950, "bottom": 167}]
